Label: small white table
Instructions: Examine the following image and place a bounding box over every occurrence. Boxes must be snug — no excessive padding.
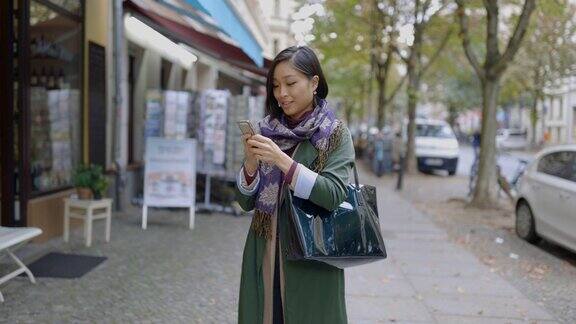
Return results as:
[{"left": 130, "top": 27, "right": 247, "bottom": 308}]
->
[
  {"left": 63, "top": 198, "right": 112, "bottom": 247},
  {"left": 0, "top": 226, "right": 42, "bottom": 302}
]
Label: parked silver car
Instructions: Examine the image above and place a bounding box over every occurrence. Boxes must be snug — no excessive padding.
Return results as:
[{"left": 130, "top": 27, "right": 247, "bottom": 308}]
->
[{"left": 515, "top": 145, "right": 576, "bottom": 252}]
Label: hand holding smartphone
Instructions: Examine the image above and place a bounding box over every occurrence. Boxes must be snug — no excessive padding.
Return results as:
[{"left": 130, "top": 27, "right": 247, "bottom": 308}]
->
[{"left": 237, "top": 120, "right": 256, "bottom": 136}]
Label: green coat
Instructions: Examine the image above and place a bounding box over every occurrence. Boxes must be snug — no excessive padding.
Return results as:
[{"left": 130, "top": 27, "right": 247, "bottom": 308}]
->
[{"left": 235, "top": 126, "right": 355, "bottom": 324}]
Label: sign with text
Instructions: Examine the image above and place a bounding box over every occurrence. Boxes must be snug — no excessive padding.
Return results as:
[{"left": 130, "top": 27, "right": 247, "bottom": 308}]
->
[{"left": 144, "top": 137, "right": 197, "bottom": 208}]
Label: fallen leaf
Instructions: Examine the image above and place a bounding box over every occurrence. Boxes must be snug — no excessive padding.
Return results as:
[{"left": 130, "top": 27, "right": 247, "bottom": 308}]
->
[{"left": 481, "top": 255, "right": 496, "bottom": 266}]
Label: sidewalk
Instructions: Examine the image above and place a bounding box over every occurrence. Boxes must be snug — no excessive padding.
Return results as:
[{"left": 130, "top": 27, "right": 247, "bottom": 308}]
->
[
  {"left": 0, "top": 164, "right": 558, "bottom": 323},
  {"left": 346, "top": 165, "right": 558, "bottom": 323}
]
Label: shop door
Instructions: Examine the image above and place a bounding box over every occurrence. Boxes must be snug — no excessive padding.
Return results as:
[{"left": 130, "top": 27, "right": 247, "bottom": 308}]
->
[{"left": 0, "top": 0, "right": 19, "bottom": 227}]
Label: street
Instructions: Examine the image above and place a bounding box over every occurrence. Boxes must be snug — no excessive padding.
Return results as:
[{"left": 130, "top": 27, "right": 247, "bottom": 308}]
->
[{"left": 1, "top": 162, "right": 567, "bottom": 323}]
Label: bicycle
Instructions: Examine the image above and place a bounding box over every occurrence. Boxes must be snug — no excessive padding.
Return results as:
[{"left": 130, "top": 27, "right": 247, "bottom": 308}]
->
[
  {"left": 468, "top": 154, "right": 516, "bottom": 203},
  {"left": 508, "top": 158, "right": 529, "bottom": 196}
]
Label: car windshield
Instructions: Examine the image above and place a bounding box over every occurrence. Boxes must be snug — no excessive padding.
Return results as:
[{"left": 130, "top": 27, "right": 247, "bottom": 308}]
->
[{"left": 416, "top": 124, "right": 454, "bottom": 138}]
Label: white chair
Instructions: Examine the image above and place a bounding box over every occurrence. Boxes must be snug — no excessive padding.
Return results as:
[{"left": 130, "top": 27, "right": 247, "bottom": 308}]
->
[
  {"left": 63, "top": 198, "right": 112, "bottom": 247},
  {"left": 0, "top": 226, "right": 42, "bottom": 302}
]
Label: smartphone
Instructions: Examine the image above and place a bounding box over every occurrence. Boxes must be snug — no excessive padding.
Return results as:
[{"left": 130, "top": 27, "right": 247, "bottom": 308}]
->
[{"left": 237, "top": 120, "right": 256, "bottom": 136}]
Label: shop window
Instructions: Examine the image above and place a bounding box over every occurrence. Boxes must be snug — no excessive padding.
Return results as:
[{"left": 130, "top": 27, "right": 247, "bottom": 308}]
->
[
  {"left": 29, "top": 0, "right": 82, "bottom": 194},
  {"left": 42, "top": 0, "right": 82, "bottom": 16},
  {"left": 273, "top": 39, "right": 279, "bottom": 56},
  {"left": 274, "top": 0, "right": 280, "bottom": 17}
]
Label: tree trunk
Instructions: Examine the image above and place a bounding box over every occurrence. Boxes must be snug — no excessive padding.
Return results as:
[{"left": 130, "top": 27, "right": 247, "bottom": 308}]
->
[
  {"left": 405, "top": 65, "right": 419, "bottom": 174},
  {"left": 471, "top": 78, "right": 500, "bottom": 207},
  {"left": 447, "top": 103, "right": 457, "bottom": 128},
  {"left": 344, "top": 99, "right": 353, "bottom": 125},
  {"left": 376, "top": 70, "right": 387, "bottom": 129}
]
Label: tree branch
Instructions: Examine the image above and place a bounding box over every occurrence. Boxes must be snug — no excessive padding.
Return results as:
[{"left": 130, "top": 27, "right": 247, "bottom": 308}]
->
[
  {"left": 392, "top": 44, "right": 410, "bottom": 64},
  {"left": 484, "top": 0, "right": 500, "bottom": 65},
  {"left": 419, "top": 28, "right": 454, "bottom": 79},
  {"left": 493, "top": 0, "right": 537, "bottom": 75},
  {"left": 385, "top": 73, "right": 407, "bottom": 105},
  {"left": 456, "top": 0, "right": 485, "bottom": 81}
]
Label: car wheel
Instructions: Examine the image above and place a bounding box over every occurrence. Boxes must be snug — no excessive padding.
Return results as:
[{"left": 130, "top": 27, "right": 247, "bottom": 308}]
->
[
  {"left": 515, "top": 201, "right": 541, "bottom": 244},
  {"left": 448, "top": 169, "right": 456, "bottom": 176}
]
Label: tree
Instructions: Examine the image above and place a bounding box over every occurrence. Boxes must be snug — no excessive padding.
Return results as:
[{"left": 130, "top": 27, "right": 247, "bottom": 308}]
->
[
  {"left": 307, "top": 0, "right": 373, "bottom": 123},
  {"left": 308, "top": 0, "right": 405, "bottom": 126},
  {"left": 506, "top": 1, "right": 576, "bottom": 147},
  {"left": 368, "top": 0, "right": 406, "bottom": 128},
  {"left": 394, "top": 0, "right": 453, "bottom": 173},
  {"left": 456, "top": 0, "right": 536, "bottom": 207}
]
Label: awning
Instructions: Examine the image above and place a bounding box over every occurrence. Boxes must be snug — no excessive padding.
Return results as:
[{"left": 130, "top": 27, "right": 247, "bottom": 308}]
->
[
  {"left": 124, "top": 0, "right": 267, "bottom": 77},
  {"left": 196, "top": 0, "right": 263, "bottom": 67}
]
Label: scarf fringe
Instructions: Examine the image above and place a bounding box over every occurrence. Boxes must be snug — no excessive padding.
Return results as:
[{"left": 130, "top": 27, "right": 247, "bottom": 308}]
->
[
  {"left": 251, "top": 120, "right": 345, "bottom": 240},
  {"left": 251, "top": 209, "right": 273, "bottom": 240},
  {"left": 313, "top": 121, "right": 344, "bottom": 172}
]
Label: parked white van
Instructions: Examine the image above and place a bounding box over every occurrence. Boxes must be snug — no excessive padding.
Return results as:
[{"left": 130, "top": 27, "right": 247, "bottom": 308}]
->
[{"left": 410, "top": 118, "right": 460, "bottom": 175}]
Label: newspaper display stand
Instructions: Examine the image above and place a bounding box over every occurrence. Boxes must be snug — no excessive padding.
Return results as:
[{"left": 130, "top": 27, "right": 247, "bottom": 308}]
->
[{"left": 139, "top": 89, "right": 265, "bottom": 216}]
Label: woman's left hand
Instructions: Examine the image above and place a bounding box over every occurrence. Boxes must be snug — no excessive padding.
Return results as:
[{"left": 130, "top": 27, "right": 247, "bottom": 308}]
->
[{"left": 247, "top": 135, "right": 292, "bottom": 172}]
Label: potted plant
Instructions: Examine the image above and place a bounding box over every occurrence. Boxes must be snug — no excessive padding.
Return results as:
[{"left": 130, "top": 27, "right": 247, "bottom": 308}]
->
[{"left": 73, "top": 164, "right": 109, "bottom": 200}]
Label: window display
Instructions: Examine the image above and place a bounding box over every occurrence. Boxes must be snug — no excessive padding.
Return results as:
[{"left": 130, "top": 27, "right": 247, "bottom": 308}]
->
[{"left": 29, "top": 0, "right": 82, "bottom": 193}]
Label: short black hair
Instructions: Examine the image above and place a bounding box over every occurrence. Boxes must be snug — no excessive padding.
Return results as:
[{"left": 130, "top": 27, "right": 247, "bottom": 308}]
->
[{"left": 265, "top": 46, "right": 328, "bottom": 118}]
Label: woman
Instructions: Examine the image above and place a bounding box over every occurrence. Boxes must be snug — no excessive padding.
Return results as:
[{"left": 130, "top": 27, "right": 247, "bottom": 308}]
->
[{"left": 235, "top": 46, "right": 355, "bottom": 324}]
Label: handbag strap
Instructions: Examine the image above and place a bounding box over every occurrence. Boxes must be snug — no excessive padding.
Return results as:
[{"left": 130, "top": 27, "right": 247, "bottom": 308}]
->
[{"left": 352, "top": 162, "right": 360, "bottom": 190}]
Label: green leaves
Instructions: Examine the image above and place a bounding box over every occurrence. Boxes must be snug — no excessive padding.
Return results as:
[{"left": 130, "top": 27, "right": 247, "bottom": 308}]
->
[{"left": 73, "top": 164, "right": 109, "bottom": 198}]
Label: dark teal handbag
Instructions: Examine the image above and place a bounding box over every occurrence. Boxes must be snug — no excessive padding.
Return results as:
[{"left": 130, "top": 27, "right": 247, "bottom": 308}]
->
[{"left": 282, "top": 164, "right": 387, "bottom": 269}]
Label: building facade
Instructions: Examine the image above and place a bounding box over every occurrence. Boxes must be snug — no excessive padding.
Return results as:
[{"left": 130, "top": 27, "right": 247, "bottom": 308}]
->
[
  {"left": 120, "top": 0, "right": 274, "bottom": 211},
  {"left": 1, "top": 0, "right": 115, "bottom": 241},
  {"left": 538, "top": 76, "right": 576, "bottom": 145},
  {"left": 0, "top": 0, "right": 281, "bottom": 242},
  {"left": 258, "top": 0, "right": 298, "bottom": 57}
]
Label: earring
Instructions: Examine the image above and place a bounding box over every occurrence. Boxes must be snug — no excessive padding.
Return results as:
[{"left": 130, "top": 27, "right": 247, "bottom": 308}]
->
[{"left": 313, "top": 91, "right": 317, "bottom": 95}]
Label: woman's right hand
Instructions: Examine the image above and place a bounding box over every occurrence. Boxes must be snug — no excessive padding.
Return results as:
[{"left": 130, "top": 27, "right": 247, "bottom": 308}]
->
[{"left": 242, "top": 134, "right": 258, "bottom": 174}]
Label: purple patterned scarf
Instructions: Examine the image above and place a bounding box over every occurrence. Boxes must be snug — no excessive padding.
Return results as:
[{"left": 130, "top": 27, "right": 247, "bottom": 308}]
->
[{"left": 251, "top": 98, "right": 341, "bottom": 239}]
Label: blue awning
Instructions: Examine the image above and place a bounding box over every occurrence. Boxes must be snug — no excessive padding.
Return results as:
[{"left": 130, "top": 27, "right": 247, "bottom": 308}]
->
[
  {"left": 159, "top": 0, "right": 223, "bottom": 34},
  {"left": 181, "top": 0, "right": 210, "bottom": 16},
  {"left": 194, "top": 0, "right": 263, "bottom": 67}
]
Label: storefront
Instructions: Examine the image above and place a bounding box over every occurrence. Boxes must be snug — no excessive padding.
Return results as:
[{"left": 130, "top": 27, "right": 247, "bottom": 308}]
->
[
  {"left": 0, "top": 0, "right": 111, "bottom": 242},
  {"left": 122, "top": 0, "right": 269, "bottom": 207}
]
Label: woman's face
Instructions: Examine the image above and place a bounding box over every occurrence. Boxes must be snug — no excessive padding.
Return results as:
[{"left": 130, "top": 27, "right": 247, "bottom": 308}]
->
[{"left": 272, "top": 61, "right": 318, "bottom": 119}]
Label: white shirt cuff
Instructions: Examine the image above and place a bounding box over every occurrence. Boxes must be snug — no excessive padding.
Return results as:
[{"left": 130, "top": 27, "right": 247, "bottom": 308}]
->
[
  {"left": 293, "top": 164, "right": 318, "bottom": 199},
  {"left": 237, "top": 167, "right": 260, "bottom": 195}
]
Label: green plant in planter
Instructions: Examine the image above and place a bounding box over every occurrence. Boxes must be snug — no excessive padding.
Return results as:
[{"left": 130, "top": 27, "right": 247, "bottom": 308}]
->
[
  {"left": 92, "top": 176, "right": 109, "bottom": 200},
  {"left": 73, "top": 164, "right": 109, "bottom": 199}
]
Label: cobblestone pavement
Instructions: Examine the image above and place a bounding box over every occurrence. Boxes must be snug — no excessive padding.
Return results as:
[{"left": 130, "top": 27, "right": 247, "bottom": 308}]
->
[
  {"left": 1, "top": 162, "right": 561, "bottom": 323},
  {"left": 374, "top": 167, "right": 576, "bottom": 323},
  {"left": 1, "top": 209, "right": 250, "bottom": 323}
]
